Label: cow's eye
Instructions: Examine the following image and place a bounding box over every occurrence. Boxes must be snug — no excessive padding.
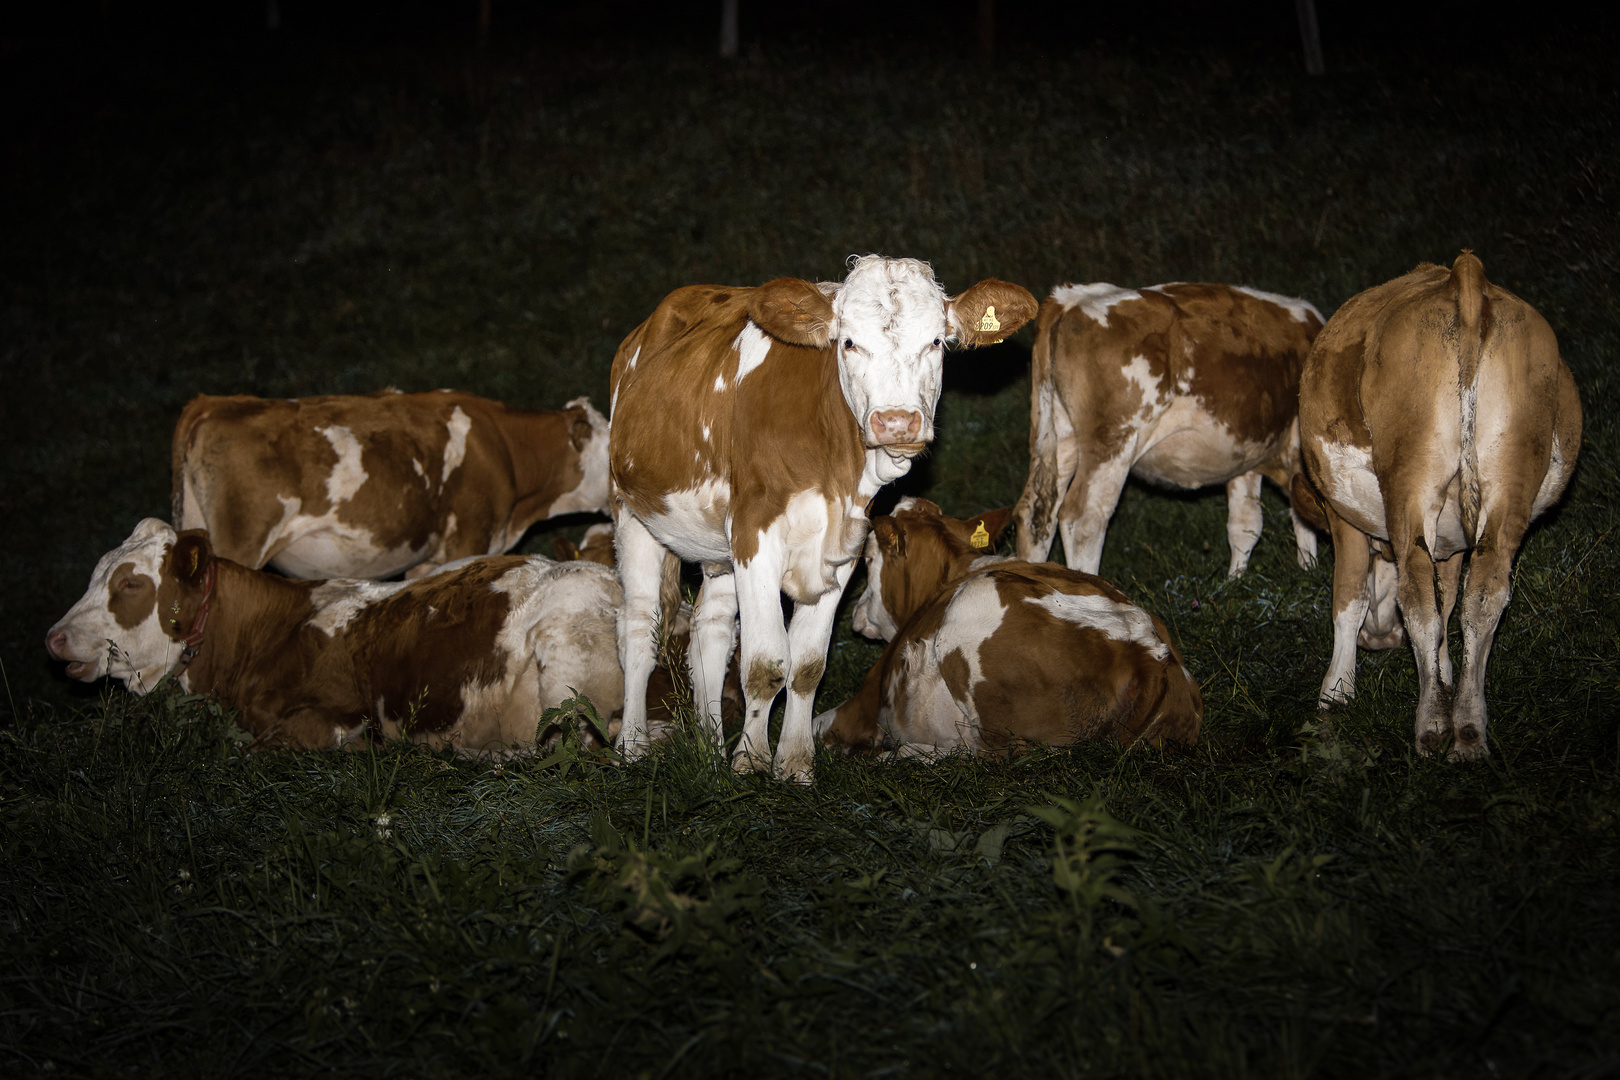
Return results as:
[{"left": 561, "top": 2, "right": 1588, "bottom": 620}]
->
[
  {"left": 843, "top": 338, "right": 855, "bottom": 351},
  {"left": 118, "top": 577, "right": 136, "bottom": 591},
  {"left": 932, "top": 338, "right": 942, "bottom": 348}
]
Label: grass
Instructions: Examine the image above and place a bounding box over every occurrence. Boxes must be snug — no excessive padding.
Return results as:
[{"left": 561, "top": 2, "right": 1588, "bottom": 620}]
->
[{"left": 2, "top": 21, "right": 1619, "bottom": 1079}]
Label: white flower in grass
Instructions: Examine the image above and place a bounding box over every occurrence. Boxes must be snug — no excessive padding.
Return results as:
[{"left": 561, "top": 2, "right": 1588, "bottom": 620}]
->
[{"left": 374, "top": 812, "right": 393, "bottom": 840}]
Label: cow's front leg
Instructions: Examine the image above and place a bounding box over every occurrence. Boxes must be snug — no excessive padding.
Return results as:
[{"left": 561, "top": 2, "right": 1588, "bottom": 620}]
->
[
  {"left": 775, "top": 559, "right": 858, "bottom": 784},
  {"left": 1058, "top": 443, "right": 1135, "bottom": 576},
  {"left": 731, "top": 555, "right": 789, "bottom": 775},
  {"left": 613, "top": 507, "right": 667, "bottom": 761},
  {"left": 1224, "top": 472, "right": 1265, "bottom": 576},
  {"left": 688, "top": 566, "right": 738, "bottom": 751}
]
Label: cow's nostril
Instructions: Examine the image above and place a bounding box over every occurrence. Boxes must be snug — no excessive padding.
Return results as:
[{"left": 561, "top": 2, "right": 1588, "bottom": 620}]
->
[{"left": 45, "top": 630, "right": 67, "bottom": 659}]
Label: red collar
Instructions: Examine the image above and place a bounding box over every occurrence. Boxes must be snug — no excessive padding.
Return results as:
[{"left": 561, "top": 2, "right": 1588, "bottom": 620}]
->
[{"left": 178, "top": 560, "right": 217, "bottom": 666}]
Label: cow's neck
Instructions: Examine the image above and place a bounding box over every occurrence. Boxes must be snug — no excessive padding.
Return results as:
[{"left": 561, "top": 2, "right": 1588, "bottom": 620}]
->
[{"left": 176, "top": 561, "right": 314, "bottom": 705}]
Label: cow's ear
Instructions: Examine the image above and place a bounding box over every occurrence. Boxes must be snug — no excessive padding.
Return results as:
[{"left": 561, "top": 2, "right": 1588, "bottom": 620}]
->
[
  {"left": 169, "top": 531, "right": 214, "bottom": 586},
  {"left": 872, "top": 517, "right": 904, "bottom": 558},
  {"left": 948, "top": 279, "right": 1039, "bottom": 347},
  {"left": 960, "top": 507, "right": 1013, "bottom": 551},
  {"left": 748, "top": 278, "right": 836, "bottom": 348},
  {"left": 554, "top": 538, "right": 580, "bottom": 561},
  {"left": 567, "top": 410, "right": 595, "bottom": 452}
]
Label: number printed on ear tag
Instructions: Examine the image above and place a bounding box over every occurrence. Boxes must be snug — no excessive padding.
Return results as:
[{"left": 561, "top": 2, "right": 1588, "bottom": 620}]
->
[
  {"left": 978, "top": 306, "right": 1001, "bottom": 333},
  {"left": 970, "top": 521, "right": 990, "bottom": 548}
]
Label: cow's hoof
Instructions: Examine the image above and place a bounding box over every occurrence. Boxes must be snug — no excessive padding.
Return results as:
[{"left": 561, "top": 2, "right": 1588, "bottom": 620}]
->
[
  {"left": 730, "top": 750, "right": 771, "bottom": 775},
  {"left": 773, "top": 756, "right": 814, "bottom": 785},
  {"left": 619, "top": 738, "right": 650, "bottom": 763},
  {"left": 1416, "top": 729, "right": 1445, "bottom": 757},
  {"left": 1447, "top": 724, "right": 1489, "bottom": 762}
]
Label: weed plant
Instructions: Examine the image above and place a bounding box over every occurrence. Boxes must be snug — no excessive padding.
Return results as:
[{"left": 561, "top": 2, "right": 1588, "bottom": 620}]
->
[{"left": 2, "top": 22, "right": 1617, "bottom": 1079}]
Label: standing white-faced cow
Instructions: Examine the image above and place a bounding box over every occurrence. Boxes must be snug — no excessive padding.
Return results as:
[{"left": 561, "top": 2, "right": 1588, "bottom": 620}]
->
[
  {"left": 1014, "top": 282, "right": 1324, "bottom": 576},
  {"left": 609, "top": 256, "right": 1037, "bottom": 782},
  {"left": 1299, "top": 252, "right": 1581, "bottom": 759},
  {"left": 173, "top": 390, "right": 610, "bottom": 579},
  {"left": 45, "top": 519, "right": 625, "bottom": 751},
  {"left": 820, "top": 498, "right": 1203, "bottom": 756}
]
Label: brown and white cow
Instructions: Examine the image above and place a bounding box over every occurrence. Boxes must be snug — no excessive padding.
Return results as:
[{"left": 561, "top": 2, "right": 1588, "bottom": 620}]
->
[
  {"left": 1299, "top": 252, "right": 1581, "bottom": 759},
  {"left": 609, "top": 256, "right": 1037, "bottom": 781},
  {"left": 45, "top": 519, "right": 624, "bottom": 751},
  {"left": 1014, "top": 282, "right": 1325, "bottom": 577},
  {"left": 173, "top": 390, "right": 609, "bottom": 580},
  {"left": 819, "top": 498, "right": 1203, "bottom": 755}
]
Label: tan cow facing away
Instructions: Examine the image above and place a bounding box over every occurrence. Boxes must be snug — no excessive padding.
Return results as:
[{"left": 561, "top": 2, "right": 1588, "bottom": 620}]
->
[
  {"left": 46, "top": 519, "right": 623, "bottom": 752},
  {"left": 1299, "top": 252, "right": 1581, "bottom": 759},
  {"left": 610, "top": 256, "right": 1036, "bottom": 782},
  {"left": 819, "top": 498, "right": 1202, "bottom": 756},
  {"left": 1015, "top": 282, "right": 1324, "bottom": 577},
  {"left": 173, "top": 390, "right": 609, "bottom": 580}
]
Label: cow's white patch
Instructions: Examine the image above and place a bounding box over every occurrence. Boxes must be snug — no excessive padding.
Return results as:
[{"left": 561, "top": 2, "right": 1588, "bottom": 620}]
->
[
  {"left": 441, "top": 406, "right": 471, "bottom": 486},
  {"left": 1133, "top": 397, "right": 1271, "bottom": 489},
  {"left": 1027, "top": 590, "right": 1169, "bottom": 660},
  {"left": 701, "top": 423, "right": 711, "bottom": 442},
  {"left": 1120, "top": 354, "right": 1161, "bottom": 418},
  {"left": 734, "top": 322, "right": 773, "bottom": 383},
  {"left": 1050, "top": 282, "right": 1140, "bottom": 327},
  {"left": 545, "top": 398, "right": 612, "bottom": 518},
  {"left": 626, "top": 346, "right": 639, "bottom": 370},
  {"left": 318, "top": 425, "right": 367, "bottom": 503},
  {"left": 412, "top": 458, "right": 429, "bottom": 486},
  {"left": 1315, "top": 439, "right": 1387, "bottom": 539},
  {"left": 1233, "top": 285, "right": 1323, "bottom": 325},
  {"left": 766, "top": 488, "right": 845, "bottom": 603},
  {"left": 643, "top": 478, "right": 734, "bottom": 564},
  {"left": 713, "top": 374, "right": 726, "bottom": 392},
  {"left": 307, "top": 578, "right": 406, "bottom": 636}
]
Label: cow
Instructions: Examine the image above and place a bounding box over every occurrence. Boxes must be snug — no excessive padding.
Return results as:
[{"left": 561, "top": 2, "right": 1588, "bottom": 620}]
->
[
  {"left": 1298, "top": 252, "right": 1581, "bottom": 759},
  {"left": 608, "top": 255, "right": 1037, "bottom": 782},
  {"left": 1014, "top": 281, "right": 1325, "bottom": 577},
  {"left": 818, "top": 498, "right": 1203, "bottom": 755},
  {"left": 173, "top": 390, "right": 610, "bottom": 580},
  {"left": 45, "top": 519, "right": 624, "bottom": 752}
]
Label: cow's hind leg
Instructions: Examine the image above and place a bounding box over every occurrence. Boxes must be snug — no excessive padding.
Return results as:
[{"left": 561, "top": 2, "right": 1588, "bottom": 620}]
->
[
  {"left": 612, "top": 508, "right": 667, "bottom": 761},
  {"left": 1319, "top": 509, "right": 1372, "bottom": 707},
  {"left": 688, "top": 566, "right": 738, "bottom": 751},
  {"left": 1452, "top": 517, "right": 1526, "bottom": 761},
  {"left": 774, "top": 559, "right": 859, "bottom": 784},
  {"left": 1224, "top": 472, "right": 1265, "bottom": 576},
  {"left": 1388, "top": 505, "right": 1452, "bottom": 757},
  {"left": 1058, "top": 442, "right": 1136, "bottom": 576}
]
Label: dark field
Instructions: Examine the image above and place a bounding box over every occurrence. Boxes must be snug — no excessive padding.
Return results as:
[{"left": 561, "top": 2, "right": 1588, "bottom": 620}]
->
[{"left": 2, "top": 14, "right": 1618, "bottom": 1079}]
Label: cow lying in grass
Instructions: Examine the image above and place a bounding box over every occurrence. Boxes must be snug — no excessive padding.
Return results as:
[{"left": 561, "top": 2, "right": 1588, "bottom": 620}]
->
[
  {"left": 45, "top": 519, "right": 623, "bottom": 751},
  {"left": 817, "top": 499, "right": 1203, "bottom": 756},
  {"left": 1014, "top": 281, "right": 1324, "bottom": 577},
  {"left": 1299, "top": 252, "right": 1581, "bottom": 759},
  {"left": 173, "top": 390, "right": 610, "bottom": 580}
]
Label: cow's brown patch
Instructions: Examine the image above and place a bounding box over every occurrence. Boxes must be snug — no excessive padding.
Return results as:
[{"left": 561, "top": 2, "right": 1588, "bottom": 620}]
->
[
  {"left": 746, "top": 656, "right": 785, "bottom": 700},
  {"left": 106, "top": 561, "right": 157, "bottom": 630},
  {"left": 790, "top": 656, "right": 825, "bottom": 697}
]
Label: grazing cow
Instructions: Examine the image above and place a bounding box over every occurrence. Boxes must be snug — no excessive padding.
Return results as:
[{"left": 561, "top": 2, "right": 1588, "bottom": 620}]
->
[
  {"left": 173, "top": 390, "right": 609, "bottom": 580},
  {"left": 819, "top": 499, "right": 1203, "bottom": 755},
  {"left": 1014, "top": 281, "right": 1325, "bottom": 577},
  {"left": 45, "top": 519, "right": 624, "bottom": 751},
  {"left": 609, "top": 256, "right": 1037, "bottom": 781},
  {"left": 1298, "top": 252, "right": 1581, "bottom": 758}
]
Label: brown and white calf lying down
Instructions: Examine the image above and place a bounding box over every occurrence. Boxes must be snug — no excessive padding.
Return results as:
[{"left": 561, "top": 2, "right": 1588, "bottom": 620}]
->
[
  {"left": 1299, "top": 252, "right": 1581, "bottom": 759},
  {"left": 1015, "top": 281, "right": 1324, "bottom": 577},
  {"left": 817, "top": 499, "right": 1203, "bottom": 756},
  {"left": 173, "top": 390, "right": 610, "bottom": 580},
  {"left": 46, "top": 519, "right": 623, "bottom": 751}
]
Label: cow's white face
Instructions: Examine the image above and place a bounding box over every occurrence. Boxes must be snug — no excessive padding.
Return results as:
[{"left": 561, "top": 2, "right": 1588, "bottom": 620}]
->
[
  {"left": 46, "top": 518, "right": 180, "bottom": 693},
  {"left": 831, "top": 256, "right": 951, "bottom": 453},
  {"left": 850, "top": 526, "right": 899, "bottom": 641}
]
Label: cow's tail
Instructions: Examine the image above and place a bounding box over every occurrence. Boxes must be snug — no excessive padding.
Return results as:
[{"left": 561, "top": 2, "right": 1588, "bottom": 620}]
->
[
  {"left": 1450, "top": 251, "right": 1490, "bottom": 544},
  {"left": 1013, "top": 302, "right": 1063, "bottom": 561},
  {"left": 170, "top": 395, "right": 212, "bottom": 526}
]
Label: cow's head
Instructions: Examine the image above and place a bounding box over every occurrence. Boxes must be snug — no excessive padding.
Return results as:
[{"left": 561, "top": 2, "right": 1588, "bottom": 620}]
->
[
  {"left": 850, "top": 497, "right": 1013, "bottom": 640},
  {"left": 558, "top": 396, "right": 613, "bottom": 514},
  {"left": 46, "top": 519, "right": 216, "bottom": 694},
  {"left": 749, "top": 256, "right": 1037, "bottom": 454}
]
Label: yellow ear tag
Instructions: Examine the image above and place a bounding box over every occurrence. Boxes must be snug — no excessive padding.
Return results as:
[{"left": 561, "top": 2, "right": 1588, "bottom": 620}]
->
[
  {"left": 970, "top": 521, "right": 990, "bottom": 549},
  {"left": 189, "top": 548, "right": 200, "bottom": 574},
  {"left": 978, "top": 306, "right": 1001, "bottom": 333},
  {"left": 888, "top": 531, "right": 901, "bottom": 555}
]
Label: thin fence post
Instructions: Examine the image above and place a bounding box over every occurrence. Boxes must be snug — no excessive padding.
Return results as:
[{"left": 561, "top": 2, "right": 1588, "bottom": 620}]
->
[
  {"left": 1297, "top": 0, "right": 1325, "bottom": 75},
  {"left": 720, "top": 0, "right": 739, "bottom": 58}
]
